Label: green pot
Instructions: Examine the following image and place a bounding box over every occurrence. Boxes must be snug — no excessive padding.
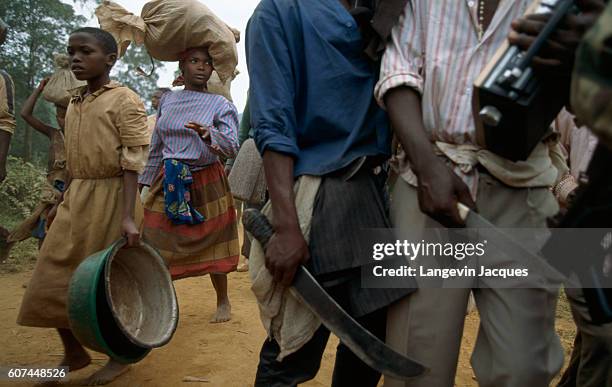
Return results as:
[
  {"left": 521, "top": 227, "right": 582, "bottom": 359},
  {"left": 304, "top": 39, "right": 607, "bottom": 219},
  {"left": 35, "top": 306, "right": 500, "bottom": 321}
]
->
[{"left": 68, "top": 239, "right": 150, "bottom": 364}]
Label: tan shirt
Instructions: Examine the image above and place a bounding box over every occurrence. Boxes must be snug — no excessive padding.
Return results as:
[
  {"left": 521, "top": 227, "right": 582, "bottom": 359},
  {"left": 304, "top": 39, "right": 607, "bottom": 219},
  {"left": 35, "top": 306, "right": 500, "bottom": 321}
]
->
[
  {"left": 66, "top": 81, "right": 150, "bottom": 178},
  {"left": 0, "top": 70, "right": 16, "bottom": 135}
]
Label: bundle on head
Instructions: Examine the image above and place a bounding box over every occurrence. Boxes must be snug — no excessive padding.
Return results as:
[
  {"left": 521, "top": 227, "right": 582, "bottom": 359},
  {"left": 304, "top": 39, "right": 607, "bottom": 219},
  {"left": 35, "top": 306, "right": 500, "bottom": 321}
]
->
[
  {"left": 95, "top": 0, "right": 240, "bottom": 83},
  {"left": 42, "top": 53, "right": 87, "bottom": 108}
]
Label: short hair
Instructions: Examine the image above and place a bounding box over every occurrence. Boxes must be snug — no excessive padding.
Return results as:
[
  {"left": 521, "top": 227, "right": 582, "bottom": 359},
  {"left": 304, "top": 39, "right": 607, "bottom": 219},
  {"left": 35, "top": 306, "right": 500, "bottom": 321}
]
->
[
  {"left": 156, "top": 87, "right": 171, "bottom": 94},
  {"left": 71, "top": 27, "right": 118, "bottom": 55}
]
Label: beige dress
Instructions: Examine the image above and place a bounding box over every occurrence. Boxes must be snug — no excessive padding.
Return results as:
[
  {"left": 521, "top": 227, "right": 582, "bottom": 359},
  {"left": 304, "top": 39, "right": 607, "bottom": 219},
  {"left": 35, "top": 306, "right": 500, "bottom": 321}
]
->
[{"left": 18, "top": 81, "right": 150, "bottom": 328}]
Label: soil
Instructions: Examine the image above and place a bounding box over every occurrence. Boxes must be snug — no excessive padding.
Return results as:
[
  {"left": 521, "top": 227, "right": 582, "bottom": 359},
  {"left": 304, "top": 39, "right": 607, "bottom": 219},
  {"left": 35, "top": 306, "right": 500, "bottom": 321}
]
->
[{"left": 0, "top": 266, "right": 577, "bottom": 387}]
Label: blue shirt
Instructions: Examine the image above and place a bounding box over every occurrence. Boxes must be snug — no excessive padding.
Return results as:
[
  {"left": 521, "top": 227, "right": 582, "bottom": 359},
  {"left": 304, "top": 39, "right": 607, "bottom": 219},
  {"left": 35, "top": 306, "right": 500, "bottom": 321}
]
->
[{"left": 245, "top": 0, "right": 391, "bottom": 177}]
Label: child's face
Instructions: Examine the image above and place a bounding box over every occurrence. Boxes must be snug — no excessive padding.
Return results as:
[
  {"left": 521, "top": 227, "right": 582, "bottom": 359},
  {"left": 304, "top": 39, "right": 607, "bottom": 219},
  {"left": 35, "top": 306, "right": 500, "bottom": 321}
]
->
[
  {"left": 67, "top": 33, "right": 116, "bottom": 81},
  {"left": 182, "top": 49, "right": 213, "bottom": 89},
  {"left": 151, "top": 91, "right": 163, "bottom": 110}
]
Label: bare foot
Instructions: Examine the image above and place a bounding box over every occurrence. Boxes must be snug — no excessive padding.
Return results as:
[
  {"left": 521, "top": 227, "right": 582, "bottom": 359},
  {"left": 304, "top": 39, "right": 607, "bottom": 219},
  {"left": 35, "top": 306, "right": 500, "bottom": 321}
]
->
[
  {"left": 60, "top": 347, "right": 91, "bottom": 372},
  {"left": 210, "top": 299, "right": 231, "bottom": 323},
  {"left": 81, "top": 360, "right": 130, "bottom": 386}
]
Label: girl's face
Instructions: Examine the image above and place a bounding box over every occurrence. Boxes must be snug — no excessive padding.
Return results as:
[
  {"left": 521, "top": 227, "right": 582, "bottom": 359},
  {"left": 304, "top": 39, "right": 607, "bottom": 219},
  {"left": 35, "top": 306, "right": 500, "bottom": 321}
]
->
[
  {"left": 181, "top": 48, "right": 213, "bottom": 90},
  {"left": 67, "top": 33, "right": 115, "bottom": 81}
]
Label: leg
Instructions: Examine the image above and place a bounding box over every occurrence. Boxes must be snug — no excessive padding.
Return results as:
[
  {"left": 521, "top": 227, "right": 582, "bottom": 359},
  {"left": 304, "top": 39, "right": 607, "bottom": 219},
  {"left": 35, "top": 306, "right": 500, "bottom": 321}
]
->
[
  {"left": 332, "top": 306, "right": 387, "bottom": 387},
  {"left": 210, "top": 273, "right": 231, "bottom": 323},
  {"left": 471, "top": 176, "right": 564, "bottom": 387},
  {"left": 56, "top": 328, "right": 91, "bottom": 372},
  {"left": 557, "top": 287, "right": 612, "bottom": 387},
  {"left": 385, "top": 179, "right": 471, "bottom": 387},
  {"left": 471, "top": 287, "right": 563, "bottom": 387},
  {"left": 255, "top": 325, "right": 331, "bottom": 387},
  {"left": 82, "top": 359, "right": 130, "bottom": 386}
]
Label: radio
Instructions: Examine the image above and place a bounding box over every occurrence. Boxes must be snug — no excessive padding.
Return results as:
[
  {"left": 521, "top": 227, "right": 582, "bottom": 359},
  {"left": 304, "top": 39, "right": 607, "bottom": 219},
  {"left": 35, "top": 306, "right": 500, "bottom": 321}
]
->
[{"left": 473, "top": 0, "right": 578, "bottom": 161}]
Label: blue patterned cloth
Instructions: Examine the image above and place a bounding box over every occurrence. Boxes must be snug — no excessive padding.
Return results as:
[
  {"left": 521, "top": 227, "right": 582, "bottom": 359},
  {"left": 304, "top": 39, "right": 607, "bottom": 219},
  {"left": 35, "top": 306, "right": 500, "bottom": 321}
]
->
[{"left": 163, "top": 159, "right": 205, "bottom": 225}]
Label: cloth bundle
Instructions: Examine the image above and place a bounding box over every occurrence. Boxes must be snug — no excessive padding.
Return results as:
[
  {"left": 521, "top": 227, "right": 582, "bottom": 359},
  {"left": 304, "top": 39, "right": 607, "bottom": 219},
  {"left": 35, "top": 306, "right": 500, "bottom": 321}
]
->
[
  {"left": 42, "top": 54, "right": 86, "bottom": 108},
  {"left": 207, "top": 70, "right": 238, "bottom": 102},
  {"left": 95, "top": 0, "right": 240, "bottom": 83},
  {"left": 228, "top": 139, "right": 267, "bottom": 205}
]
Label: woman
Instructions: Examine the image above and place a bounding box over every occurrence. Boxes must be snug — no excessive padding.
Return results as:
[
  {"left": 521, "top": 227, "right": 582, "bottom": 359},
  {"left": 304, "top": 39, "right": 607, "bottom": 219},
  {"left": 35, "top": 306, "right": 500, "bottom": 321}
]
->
[{"left": 139, "top": 47, "right": 240, "bottom": 323}]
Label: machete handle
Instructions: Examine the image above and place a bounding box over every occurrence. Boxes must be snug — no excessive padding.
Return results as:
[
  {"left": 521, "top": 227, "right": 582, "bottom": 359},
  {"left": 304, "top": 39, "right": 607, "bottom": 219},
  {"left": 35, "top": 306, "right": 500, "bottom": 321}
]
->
[
  {"left": 457, "top": 202, "right": 470, "bottom": 222},
  {"left": 242, "top": 208, "right": 275, "bottom": 247}
]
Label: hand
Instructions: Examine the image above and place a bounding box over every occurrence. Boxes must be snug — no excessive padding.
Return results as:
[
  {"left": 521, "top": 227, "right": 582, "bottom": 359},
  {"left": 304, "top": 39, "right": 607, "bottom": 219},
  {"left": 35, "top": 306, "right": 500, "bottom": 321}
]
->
[
  {"left": 185, "top": 121, "right": 211, "bottom": 142},
  {"left": 414, "top": 158, "right": 476, "bottom": 228},
  {"left": 46, "top": 203, "right": 60, "bottom": 229},
  {"left": 508, "top": 0, "right": 605, "bottom": 73},
  {"left": 37, "top": 77, "right": 50, "bottom": 92},
  {"left": 121, "top": 217, "right": 141, "bottom": 248},
  {"left": 265, "top": 227, "right": 310, "bottom": 286}
]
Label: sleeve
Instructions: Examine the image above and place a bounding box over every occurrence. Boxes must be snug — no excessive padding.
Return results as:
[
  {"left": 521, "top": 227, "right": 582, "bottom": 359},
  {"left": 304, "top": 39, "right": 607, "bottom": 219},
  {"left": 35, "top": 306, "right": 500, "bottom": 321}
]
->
[
  {"left": 0, "top": 72, "right": 16, "bottom": 135},
  {"left": 138, "top": 122, "right": 164, "bottom": 186},
  {"left": 209, "top": 100, "right": 240, "bottom": 159},
  {"left": 118, "top": 90, "right": 150, "bottom": 147},
  {"left": 121, "top": 145, "right": 149, "bottom": 174},
  {"left": 374, "top": 2, "right": 425, "bottom": 109},
  {"left": 246, "top": 2, "right": 300, "bottom": 158}
]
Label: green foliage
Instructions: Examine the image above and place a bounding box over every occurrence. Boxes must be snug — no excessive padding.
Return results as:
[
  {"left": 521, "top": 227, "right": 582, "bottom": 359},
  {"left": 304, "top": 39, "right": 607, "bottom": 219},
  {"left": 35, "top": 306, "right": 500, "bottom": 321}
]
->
[
  {"left": 112, "top": 44, "right": 162, "bottom": 112},
  {"left": 0, "top": 0, "right": 86, "bottom": 164},
  {"left": 0, "top": 156, "right": 45, "bottom": 223}
]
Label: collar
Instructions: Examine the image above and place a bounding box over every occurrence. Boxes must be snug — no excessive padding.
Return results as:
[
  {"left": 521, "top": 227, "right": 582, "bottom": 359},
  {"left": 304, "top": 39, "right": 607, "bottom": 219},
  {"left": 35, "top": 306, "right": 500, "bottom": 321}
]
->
[{"left": 70, "top": 80, "right": 123, "bottom": 104}]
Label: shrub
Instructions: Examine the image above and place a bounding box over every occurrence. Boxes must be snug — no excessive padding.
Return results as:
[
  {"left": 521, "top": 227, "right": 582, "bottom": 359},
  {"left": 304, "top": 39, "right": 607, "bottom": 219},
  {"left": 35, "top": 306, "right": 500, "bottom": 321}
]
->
[{"left": 0, "top": 156, "right": 46, "bottom": 225}]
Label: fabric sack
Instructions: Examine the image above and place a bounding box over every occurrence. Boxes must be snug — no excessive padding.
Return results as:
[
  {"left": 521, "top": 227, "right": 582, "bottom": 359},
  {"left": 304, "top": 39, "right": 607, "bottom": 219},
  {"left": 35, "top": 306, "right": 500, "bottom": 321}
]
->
[
  {"left": 95, "top": 0, "right": 240, "bottom": 82},
  {"left": 228, "top": 139, "right": 266, "bottom": 205},
  {"left": 42, "top": 54, "right": 86, "bottom": 108}
]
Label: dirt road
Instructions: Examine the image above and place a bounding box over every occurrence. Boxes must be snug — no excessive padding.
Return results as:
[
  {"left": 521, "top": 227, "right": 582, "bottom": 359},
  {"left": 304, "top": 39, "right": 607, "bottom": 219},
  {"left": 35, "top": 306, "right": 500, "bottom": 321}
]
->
[{"left": 0, "top": 268, "right": 576, "bottom": 387}]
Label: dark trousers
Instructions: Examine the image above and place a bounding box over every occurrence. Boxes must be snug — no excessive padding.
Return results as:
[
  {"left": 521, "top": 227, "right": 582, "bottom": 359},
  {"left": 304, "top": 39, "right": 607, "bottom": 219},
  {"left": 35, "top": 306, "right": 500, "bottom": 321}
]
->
[{"left": 254, "top": 281, "right": 387, "bottom": 387}]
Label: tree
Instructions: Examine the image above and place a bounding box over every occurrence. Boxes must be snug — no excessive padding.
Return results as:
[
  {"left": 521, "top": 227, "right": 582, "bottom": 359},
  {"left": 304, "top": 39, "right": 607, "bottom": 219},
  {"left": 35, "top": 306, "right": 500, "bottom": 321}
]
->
[
  {"left": 111, "top": 44, "right": 161, "bottom": 112},
  {"left": 0, "top": 1, "right": 86, "bottom": 163}
]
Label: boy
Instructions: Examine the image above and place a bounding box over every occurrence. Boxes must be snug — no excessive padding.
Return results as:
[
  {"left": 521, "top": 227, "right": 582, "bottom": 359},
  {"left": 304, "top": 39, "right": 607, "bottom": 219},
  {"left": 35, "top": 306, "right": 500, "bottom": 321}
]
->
[{"left": 17, "top": 27, "right": 150, "bottom": 385}]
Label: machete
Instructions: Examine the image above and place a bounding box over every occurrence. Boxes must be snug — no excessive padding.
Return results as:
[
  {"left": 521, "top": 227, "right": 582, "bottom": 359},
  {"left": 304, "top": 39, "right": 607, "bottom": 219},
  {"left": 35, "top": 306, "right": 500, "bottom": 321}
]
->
[
  {"left": 242, "top": 209, "right": 427, "bottom": 380},
  {"left": 457, "top": 203, "right": 566, "bottom": 284}
]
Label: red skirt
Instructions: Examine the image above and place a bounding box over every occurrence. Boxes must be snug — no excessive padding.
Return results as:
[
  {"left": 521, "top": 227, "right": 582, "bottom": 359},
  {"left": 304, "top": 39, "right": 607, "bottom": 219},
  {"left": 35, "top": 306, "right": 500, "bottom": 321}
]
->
[{"left": 142, "top": 162, "right": 239, "bottom": 280}]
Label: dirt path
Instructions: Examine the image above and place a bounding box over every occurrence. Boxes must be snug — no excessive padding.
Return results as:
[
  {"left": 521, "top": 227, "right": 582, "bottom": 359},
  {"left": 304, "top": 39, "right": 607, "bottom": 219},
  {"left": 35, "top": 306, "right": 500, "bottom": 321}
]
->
[{"left": 0, "top": 269, "right": 576, "bottom": 387}]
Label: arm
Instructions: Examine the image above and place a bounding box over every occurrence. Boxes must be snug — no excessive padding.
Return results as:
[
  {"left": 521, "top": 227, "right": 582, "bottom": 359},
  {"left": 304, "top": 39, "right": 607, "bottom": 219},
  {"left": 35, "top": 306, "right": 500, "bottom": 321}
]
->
[
  {"left": 208, "top": 101, "right": 240, "bottom": 159},
  {"left": 0, "top": 130, "right": 10, "bottom": 183},
  {"left": 122, "top": 171, "right": 140, "bottom": 247},
  {"left": 246, "top": 2, "right": 308, "bottom": 285},
  {"left": 20, "top": 78, "right": 55, "bottom": 138},
  {"left": 138, "top": 122, "right": 163, "bottom": 188},
  {"left": 377, "top": 3, "right": 474, "bottom": 227},
  {"left": 118, "top": 91, "right": 151, "bottom": 247}
]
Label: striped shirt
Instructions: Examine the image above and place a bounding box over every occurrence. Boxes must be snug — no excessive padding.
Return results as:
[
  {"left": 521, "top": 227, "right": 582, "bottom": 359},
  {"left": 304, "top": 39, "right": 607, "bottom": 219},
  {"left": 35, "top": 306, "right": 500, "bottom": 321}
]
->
[
  {"left": 139, "top": 90, "right": 239, "bottom": 186},
  {"left": 375, "top": 0, "right": 530, "bottom": 192}
]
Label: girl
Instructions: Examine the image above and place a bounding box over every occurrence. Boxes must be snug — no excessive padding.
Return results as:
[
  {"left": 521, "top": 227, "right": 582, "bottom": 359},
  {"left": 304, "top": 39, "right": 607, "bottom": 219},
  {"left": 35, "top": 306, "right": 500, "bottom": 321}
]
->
[{"left": 139, "top": 47, "right": 240, "bottom": 323}]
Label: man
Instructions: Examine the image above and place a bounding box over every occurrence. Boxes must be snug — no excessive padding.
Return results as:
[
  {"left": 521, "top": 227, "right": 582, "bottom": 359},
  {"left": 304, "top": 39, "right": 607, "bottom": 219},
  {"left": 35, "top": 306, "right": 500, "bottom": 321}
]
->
[
  {"left": 0, "top": 18, "right": 16, "bottom": 183},
  {"left": 511, "top": 2, "right": 611, "bottom": 385},
  {"left": 376, "top": 1, "right": 572, "bottom": 386},
  {"left": 246, "top": 0, "right": 410, "bottom": 385}
]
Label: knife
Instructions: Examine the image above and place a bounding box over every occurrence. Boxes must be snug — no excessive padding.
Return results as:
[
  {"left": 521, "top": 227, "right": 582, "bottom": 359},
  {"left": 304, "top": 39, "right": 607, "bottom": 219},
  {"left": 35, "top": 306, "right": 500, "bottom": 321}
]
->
[
  {"left": 242, "top": 208, "right": 427, "bottom": 380},
  {"left": 457, "top": 203, "right": 566, "bottom": 284}
]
